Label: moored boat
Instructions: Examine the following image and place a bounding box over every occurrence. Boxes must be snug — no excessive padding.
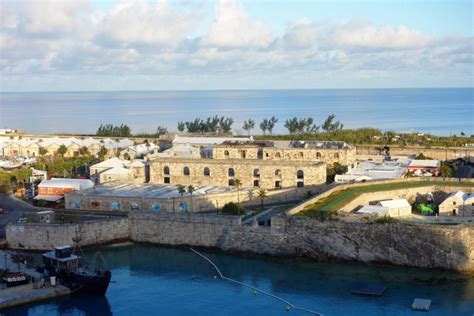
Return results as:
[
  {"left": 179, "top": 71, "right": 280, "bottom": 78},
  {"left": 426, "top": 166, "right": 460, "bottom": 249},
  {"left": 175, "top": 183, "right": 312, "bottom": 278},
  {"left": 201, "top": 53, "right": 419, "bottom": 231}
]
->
[{"left": 41, "top": 245, "right": 111, "bottom": 295}]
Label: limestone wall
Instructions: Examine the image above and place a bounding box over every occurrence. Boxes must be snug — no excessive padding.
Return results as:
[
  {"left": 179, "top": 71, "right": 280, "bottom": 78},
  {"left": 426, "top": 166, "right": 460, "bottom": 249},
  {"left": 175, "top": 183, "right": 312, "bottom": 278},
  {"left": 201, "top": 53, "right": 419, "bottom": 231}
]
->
[
  {"left": 6, "top": 218, "right": 129, "bottom": 250},
  {"left": 149, "top": 157, "right": 326, "bottom": 189},
  {"left": 130, "top": 212, "right": 240, "bottom": 247},
  {"left": 218, "top": 216, "right": 474, "bottom": 273},
  {"left": 356, "top": 144, "right": 474, "bottom": 161}
]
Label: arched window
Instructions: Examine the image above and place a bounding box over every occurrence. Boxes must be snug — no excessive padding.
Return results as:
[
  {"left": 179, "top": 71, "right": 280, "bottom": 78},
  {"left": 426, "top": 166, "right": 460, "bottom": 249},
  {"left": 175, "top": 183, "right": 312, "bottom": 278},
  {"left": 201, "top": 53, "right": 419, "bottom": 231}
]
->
[
  {"left": 204, "top": 167, "right": 210, "bottom": 176},
  {"left": 299, "top": 152, "right": 304, "bottom": 159},
  {"left": 224, "top": 150, "right": 230, "bottom": 158},
  {"left": 316, "top": 152, "right": 322, "bottom": 160},
  {"left": 183, "top": 166, "right": 190, "bottom": 176},
  {"left": 334, "top": 153, "right": 340, "bottom": 159},
  {"left": 164, "top": 166, "right": 170, "bottom": 175},
  {"left": 253, "top": 168, "right": 260, "bottom": 177},
  {"left": 275, "top": 169, "right": 282, "bottom": 176},
  {"left": 297, "top": 170, "right": 304, "bottom": 179},
  {"left": 241, "top": 150, "right": 247, "bottom": 158},
  {"left": 228, "top": 168, "right": 235, "bottom": 177},
  {"left": 275, "top": 152, "right": 281, "bottom": 158}
]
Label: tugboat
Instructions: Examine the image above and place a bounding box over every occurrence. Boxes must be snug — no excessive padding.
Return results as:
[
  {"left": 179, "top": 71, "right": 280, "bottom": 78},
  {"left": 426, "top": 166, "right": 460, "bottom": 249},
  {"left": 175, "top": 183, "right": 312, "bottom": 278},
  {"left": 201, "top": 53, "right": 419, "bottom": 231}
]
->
[{"left": 41, "top": 245, "right": 111, "bottom": 295}]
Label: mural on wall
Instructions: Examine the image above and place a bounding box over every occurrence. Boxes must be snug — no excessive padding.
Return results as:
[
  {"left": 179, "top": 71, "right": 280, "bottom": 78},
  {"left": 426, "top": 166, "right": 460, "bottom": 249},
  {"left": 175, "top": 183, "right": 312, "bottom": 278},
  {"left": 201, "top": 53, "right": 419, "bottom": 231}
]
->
[
  {"left": 112, "top": 201, "right": 121, "bottom": 210},
  {"left": 131, "top": 203, "right": 140, "bottom": 211},
  {"left": 179, "top": 202, "right": 188, "bottom": 212},
  {"left": 151, "top": 203, "right": 161, "bottom": 212}
]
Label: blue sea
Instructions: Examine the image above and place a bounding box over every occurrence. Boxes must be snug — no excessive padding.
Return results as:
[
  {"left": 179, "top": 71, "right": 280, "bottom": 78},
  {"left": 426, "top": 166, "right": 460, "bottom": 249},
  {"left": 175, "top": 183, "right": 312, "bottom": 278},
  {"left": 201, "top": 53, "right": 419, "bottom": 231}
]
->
[
  {"left": 0, "top": 88, "right": 472, "bottom": 136},
  {"left": 3, "top": 245, "right": 473, "bottom": 316}
]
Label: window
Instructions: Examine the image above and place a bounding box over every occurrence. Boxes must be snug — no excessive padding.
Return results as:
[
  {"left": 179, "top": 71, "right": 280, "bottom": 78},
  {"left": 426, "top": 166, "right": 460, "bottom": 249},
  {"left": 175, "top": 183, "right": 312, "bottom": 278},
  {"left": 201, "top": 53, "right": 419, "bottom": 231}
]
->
[
  {"left": 297, "top": 170, "right": 304, "bottom": 179},
  {"left": 253, "top": 180, "right": 260, "bottom": 187},
  {"left": 204, "top": 167, "right": 210, "bottom": 176},
  {"left": 275, "top": 152, "right": 281, "bottom": 158},
  {"left": 164, "top": 177, "right": 170, "bottom": 184},
  {"left": 131, "top": 203, "right": 140, "bottom": 211},
  {"left": 275, "top": 169, "right": 282, "bottom": 176},
  {"left": 453, "top": 201, "right": 456, "bottom": 205},
  {"left": 73, "top": 200, "right": 81, "bottom": 208},
  {"left": 91, "top": 201, "right": 100, "bottom": 208},
  {"left": 316, "top": 152, "right": 322, "bottom": 160},
  {"left": 224, "top": 150, "right": 230, "bottom": 158},
  {"left": 253, "top": 169, "right": 260, "bottom": 177},
  {"left": 228, "top": 168, "right": 235, "bottom": 177},
  {"left": 111, "top": 202, "right": 121, "bottom": 210},
  {"left": 299, "top": 152, "right": 304, "bottom": 159},
  {"left": 275, "top": 181, "right": 281, "bottom": 188},
  {"left": 164, "top": 166, "right": 170, "bottom": 175},
  {"left": 265, "top": 153, "right": 269, "bottom": 157},
  {"left": 241, "top": 150, "right": 247, "bottom": 158},
  {"left": 151, "top": 203, "right": 161, "bottom": 212},
  {"left": 183, "top": 166, "right": 190, "bottom": 176},
  {"left": 334, "top": 153, "right": 340, "bottom": 159},
  {"left": 228, "top": 179, "right": 235, "bottom": 186},
  {"left": 297, "top": 181, "right": 304, "bottom": 188}
]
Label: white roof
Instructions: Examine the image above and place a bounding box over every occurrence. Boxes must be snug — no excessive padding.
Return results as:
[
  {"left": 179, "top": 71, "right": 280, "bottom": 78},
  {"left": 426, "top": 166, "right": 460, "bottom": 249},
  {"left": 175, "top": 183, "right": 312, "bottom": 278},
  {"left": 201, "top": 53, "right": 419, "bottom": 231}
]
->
[
  {"left": 34, "top": 195, "right": 64, "bottom": 201},
  {"left": 378, "top": 199, "right": 411, "bottom": 209},
  {"left": 446, "top": 190, "right": 468, "bottom": 201},
  {"left": 91, "top": 157, "right": 130, "bottom": 170},
  {"left": 101, "top": 166, "right": 131, "bottom": 175},
  {"left": 357, "top": 205, "right": 388, "bottom": 215},
  {"left": 173, "top": 136, "right": 250, "bottom": 145},
  {"left": 408, "top": 160, "right": 440, "bottom": 168},
  {"left": 38, "top": 178, "right": 94, "bottom": 190}
]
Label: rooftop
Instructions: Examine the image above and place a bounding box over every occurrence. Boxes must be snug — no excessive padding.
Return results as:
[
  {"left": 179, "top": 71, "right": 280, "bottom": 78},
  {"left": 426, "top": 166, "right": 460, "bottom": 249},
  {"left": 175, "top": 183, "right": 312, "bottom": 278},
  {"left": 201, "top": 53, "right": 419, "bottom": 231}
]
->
[
  {"left": 38, "top": 178, "right": 94, "bottom": 190},
  {"left": 69, "top": 183, "right": 244, "bottom": 199}
]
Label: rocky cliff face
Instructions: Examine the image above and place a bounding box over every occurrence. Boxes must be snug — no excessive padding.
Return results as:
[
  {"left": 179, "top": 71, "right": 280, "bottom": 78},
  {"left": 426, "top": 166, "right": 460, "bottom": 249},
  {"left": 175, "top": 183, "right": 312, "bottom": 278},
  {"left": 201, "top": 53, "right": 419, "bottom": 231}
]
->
[{"left": 218, "top": 217, "right": 473, "bottom": 273}]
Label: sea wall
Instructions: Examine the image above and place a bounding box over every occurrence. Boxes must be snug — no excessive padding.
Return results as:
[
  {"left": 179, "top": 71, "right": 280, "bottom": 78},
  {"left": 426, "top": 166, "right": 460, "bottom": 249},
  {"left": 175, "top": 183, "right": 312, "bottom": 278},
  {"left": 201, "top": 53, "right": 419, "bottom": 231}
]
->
[
  {"left": 5, "top": 218, "right": 129, "bottom": 250},
  {"left": 356, "top": 144, "right": 474, "bottom": 161},
  {"left": 218, "top": 217, "right": 474, "bottom": 273}
]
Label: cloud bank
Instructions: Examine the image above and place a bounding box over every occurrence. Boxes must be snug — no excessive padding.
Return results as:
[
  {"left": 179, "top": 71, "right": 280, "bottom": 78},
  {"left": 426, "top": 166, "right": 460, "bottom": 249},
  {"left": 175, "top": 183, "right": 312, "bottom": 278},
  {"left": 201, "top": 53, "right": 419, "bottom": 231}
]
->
[{"left": 0, "top": 0, "right": 472, "bottom": 90}]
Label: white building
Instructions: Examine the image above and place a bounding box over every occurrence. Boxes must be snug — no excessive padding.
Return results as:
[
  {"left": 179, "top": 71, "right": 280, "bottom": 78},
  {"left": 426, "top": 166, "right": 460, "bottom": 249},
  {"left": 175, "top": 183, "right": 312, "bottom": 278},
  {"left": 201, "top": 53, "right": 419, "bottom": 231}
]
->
[
  {"left": 120, "top": 143, "right": 159, "bottom": 159},
  {"left": 377, "top": 199, "right": 412, "bottom": 217},
  {"left": 439, "top": 191, "right": 470, "bottom": 216},
  {"left": 335, "top": 160, "right": 407, "bottom": 184},
  {"left": 356, "top": 205, "right": 388, "bottom": 217}
]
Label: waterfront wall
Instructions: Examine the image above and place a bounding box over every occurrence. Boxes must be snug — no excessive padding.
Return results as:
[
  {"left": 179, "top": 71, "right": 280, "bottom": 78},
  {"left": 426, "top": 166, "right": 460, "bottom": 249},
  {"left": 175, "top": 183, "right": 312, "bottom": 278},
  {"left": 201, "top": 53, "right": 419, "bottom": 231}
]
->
[
  {"left": 356, "top": 144, "right": 474, "bottom": 161},
  {"left": 218, "top": 217, "right": 474, "bottom": 273},
  {"left": 6, "top": 218, "right": 129, "bottom": 250}
]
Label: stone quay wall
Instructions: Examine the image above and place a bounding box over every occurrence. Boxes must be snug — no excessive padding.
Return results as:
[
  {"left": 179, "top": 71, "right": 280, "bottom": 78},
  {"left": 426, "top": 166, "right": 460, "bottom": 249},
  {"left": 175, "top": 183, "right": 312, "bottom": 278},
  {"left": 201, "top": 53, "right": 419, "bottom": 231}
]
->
[
  {"left": 129, "top": 212, "right": 241, "bottom": 247},
  {"left": 6, "top": 218, "right": 129, "bottom": 250},
  {"left": 6, "top": 210, "right": 473, "bottom": 272},
  {"left": 218, "top": 216, "right": 474, "bottom": 273}
]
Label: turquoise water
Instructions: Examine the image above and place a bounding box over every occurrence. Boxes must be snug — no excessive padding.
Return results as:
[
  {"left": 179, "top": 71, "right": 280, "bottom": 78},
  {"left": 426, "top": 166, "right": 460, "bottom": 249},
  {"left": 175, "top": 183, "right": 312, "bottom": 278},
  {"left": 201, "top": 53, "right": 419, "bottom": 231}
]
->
[
  {"left": 3, "top": 244, "right": 473, "bottom": 316},
  {"left": 0, "top": 88, "right": 472, "bottom": 136}
]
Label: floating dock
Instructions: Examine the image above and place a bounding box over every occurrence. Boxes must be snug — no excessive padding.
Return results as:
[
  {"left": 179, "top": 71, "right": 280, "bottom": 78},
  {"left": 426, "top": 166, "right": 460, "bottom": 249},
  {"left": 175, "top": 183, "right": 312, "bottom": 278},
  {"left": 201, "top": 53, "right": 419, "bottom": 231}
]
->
[
  {"left": 351, "top": 283, "right": 386, "bottom": 296},
  {"left": 0, "top": 283, "right": 71, "bottom": 309},
  {"left": 412, "top": 298, "right": 431, "bottom": 311}
]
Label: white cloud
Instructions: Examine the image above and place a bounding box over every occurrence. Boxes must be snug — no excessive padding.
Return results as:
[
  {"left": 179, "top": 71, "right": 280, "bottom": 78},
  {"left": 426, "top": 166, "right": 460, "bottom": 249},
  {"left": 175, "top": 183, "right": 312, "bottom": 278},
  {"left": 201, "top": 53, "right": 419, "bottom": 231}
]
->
[
  {"left": 202, "top": 0, "right": 273, "bottom": 49},
  {"left": 282, "top": 18, "right": 317, "bottom": 49}
]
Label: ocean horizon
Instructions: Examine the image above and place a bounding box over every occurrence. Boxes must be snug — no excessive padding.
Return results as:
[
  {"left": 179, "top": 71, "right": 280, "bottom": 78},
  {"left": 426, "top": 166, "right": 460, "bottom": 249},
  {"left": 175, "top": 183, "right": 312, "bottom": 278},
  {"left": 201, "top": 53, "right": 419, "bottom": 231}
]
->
[{"left": 1, "top": 87, "right": 472, "bottom": 136}]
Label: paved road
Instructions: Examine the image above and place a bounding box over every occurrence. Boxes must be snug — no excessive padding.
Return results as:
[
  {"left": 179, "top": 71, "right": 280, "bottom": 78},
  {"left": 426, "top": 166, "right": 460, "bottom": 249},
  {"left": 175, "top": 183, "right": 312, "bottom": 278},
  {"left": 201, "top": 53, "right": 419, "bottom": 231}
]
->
[{"left": 0, "top": 193, "right": 39, "bottom": 239}]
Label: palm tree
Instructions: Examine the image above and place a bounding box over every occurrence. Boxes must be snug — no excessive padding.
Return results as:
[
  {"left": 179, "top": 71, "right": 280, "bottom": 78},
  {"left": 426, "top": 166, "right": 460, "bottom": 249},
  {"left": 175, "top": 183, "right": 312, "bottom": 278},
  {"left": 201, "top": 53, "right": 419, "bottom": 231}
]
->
[
  {"left": 234, "top": 179, "right": 242, "bottom": 203},
  {"left": 257, "top": 189, "right": 267, "bottom": 210},
  {"left": 177, "top": 184, "right": 187, "bottom": 211},
  {"left": 187, "top": 185, "right": 195, "bottom": 212}
]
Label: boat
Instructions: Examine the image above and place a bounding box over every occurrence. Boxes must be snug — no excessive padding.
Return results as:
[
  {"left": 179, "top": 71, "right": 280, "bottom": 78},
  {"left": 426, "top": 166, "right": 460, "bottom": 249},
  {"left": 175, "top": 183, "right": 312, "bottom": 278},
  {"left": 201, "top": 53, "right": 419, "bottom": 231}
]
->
[
  {"left": 2, "top": 271, "right": 30, "bottom": 288},
  {"left": 41, "top": 245, "right": 111, "bottom": 295}
]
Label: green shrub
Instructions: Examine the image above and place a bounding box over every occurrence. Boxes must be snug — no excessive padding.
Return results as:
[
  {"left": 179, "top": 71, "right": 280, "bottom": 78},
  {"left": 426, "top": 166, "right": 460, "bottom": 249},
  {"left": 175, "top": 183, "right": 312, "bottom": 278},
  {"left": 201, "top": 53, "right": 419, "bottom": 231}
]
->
[
  {"left": 374, "top": 215, "right": 397, "bottom": 224},
  {"left": 222, "top": 202, "right": 245, "bottom": 215}
]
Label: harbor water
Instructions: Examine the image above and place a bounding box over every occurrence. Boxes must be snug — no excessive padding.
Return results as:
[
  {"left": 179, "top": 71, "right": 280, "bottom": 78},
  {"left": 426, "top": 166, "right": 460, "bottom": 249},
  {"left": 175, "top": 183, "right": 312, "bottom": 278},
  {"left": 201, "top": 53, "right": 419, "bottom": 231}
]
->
[{"left": 2, "top": 244, "right": 473, "bottom": 316}]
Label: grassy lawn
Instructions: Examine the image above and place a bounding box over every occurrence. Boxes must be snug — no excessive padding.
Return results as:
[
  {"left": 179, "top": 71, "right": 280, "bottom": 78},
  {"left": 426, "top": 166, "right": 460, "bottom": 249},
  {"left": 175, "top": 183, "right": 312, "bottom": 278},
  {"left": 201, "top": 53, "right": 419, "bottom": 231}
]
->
[{"left": 298, "top": 180, "right": 474, "bottom": 217}]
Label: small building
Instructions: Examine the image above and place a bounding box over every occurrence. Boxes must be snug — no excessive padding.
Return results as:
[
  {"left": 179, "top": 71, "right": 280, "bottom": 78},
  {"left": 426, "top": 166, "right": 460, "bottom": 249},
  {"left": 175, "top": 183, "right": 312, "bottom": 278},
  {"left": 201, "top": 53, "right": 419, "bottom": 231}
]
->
[
  {"left": 439, "top": 191, "right": 469, "bottom": 216},
  {"left": 377, "top": 199, "right": 412, "bottom": 217},
  {"left": 462, "top": 193, "right": 474, "bottom": 216},
  {"left": 120, "top": 143, "right": 159, "bottom": 159},
  {"left": 356, "top": 205, "right": 388, "bottom": 217},
  {"left": 35, "top": 178, "right": 94, "bottom": 202},
  {"left": 35, "top": 211, "right": 55, "bottom": 223},
  {"left": 406, "top": 160, "right": 440, "bottom": 176}
]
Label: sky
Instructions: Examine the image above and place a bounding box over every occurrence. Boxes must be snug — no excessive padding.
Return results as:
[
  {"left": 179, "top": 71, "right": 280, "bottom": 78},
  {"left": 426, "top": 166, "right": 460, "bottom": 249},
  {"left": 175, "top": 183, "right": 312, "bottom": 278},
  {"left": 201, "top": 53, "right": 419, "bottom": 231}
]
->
[{"left": 0, "top": 0, "right": 472, "bottom": 91}]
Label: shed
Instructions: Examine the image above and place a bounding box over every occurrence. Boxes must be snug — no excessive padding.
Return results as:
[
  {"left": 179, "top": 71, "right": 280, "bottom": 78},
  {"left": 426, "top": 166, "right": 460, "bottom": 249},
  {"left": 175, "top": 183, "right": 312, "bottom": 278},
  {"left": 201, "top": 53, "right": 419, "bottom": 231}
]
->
[
  {"left": 356, "top": 205, "right": 388, "bottom": 217},
  {"left": 377, "top": 199, "right": 412, "bottom": 217}
]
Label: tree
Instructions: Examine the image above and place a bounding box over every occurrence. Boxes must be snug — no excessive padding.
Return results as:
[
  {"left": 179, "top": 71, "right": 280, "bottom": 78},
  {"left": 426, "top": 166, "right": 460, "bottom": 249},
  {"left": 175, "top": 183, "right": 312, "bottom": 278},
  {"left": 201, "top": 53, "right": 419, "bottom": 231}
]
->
[
  {"left": 234, "top": 179, "right": 242, "bottom": 203},
  {"left": 57, "top": 145, "right": 68, "bottom": 157},
  {"left": 256, "top": 189, "right": 267, "bottom": 210},
  {"left": 322, "top": 114, "right": 343, "bottom": 133},
  {"left": 177, "top": 184, "right": 186, "bottom": 201},
  {"left": 242, "top": 119, "right": 255, "bottom": 136},
  {"left": 79, "top": 146, "right": 90, "bottom": 156},
  {"left": 98, "top": 146, "right": 108, "bottom": 160},
  {"left": 260, "top": 119, "right": 269, "bottom": 135},
  {"left": 222, "top": 202, "right": 245, "bottom": 215},
  {"left": 156, "top": 126, "right": 168, "bottom": 136},
  {"left": 267, "top": 116, "right": 278, "bottom": 135},
  {"left": 177, "top": 122, "right": 185, "bottom": 133},
  {"left": 187, "top": 185, "right": 195, "bottom": 211},
  {"left": 39, "top": 147, "right": 48, "bottom": 156}
]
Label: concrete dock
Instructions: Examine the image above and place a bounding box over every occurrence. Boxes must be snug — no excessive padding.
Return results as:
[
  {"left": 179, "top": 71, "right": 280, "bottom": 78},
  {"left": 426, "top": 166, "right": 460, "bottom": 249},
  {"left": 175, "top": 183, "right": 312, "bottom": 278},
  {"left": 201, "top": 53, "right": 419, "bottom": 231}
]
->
[{"left": 0, "top": 283, "right": 71, "bottom": 309}]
